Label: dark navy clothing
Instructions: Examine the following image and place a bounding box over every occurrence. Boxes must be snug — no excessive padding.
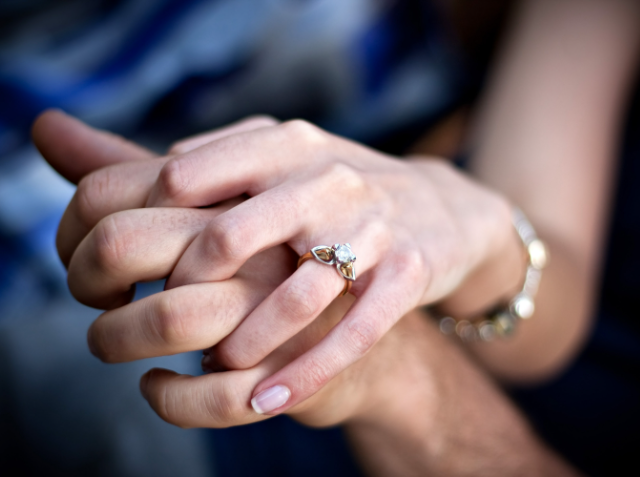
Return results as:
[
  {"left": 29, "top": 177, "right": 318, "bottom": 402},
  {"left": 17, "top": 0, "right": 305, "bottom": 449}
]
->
[
  {"left": 208, "top": 416, "right": 364, "bottom": 477},
  {"left": 511, "top": 79, "right": 640, "bottom": 477}
]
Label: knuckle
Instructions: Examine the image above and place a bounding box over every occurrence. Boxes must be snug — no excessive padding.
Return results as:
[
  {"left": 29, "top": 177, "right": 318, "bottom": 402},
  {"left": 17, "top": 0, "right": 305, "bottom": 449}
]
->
[
  {"left": 152, "top": 294, "right": 192, "bottom": 347},
  {"left": 157, "top": 158, "right": 192, "bottom": 200},
  {"left": 395, "top": 247, "right": 426, "bottom": 281},
  {"left": 93, "top": 214, "right": 133, "bottom": 275},
  {"left": 216, "top": 341, "right": 252, "bottom": 370},
  {"left": 75, "top": 170, "right": 111, "bottom": 229},
  {"left": 280, "top": 278, "right": 325, "bottom": 320},
  {"left": 345, "top": 320, "right": 379, "bottom": 356},
  {"left": 280, "top": 119, "right": 326, "bottom": 145},
  {"left": 203, "top": 219, "right": 247, "bottom": 262},
  {"left": 322, "top": 162, "right": 366, "bottom": 193},
  {"left": 205, "top": 380, "right": 247, "bottom": 428},
  {"left": 243, "top": 115, "right": 279, "bottom": 128}
]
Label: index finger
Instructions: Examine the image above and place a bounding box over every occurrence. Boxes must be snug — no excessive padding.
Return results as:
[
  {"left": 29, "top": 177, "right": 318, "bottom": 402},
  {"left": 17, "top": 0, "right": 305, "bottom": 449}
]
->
[
  {"left": 49, "top": 115, "right": 275, "bottom": 266},
  {"left": 32, "top": 109, "right": 156, "bottom": 185}
]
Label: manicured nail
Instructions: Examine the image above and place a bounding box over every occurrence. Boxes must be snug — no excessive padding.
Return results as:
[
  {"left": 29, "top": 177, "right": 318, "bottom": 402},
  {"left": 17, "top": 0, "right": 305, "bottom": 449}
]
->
[{"left": 251, "top": 385, "right": 291, "bottom": 414}]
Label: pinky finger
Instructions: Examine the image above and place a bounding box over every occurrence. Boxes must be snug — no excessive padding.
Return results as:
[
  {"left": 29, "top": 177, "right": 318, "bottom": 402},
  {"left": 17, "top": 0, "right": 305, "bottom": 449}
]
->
[
  {"left": 249, "top": 264, "right": 422, "bottom": 415},
  {"left": 140, "top": 367, "right": 270, "bottom": 429}
]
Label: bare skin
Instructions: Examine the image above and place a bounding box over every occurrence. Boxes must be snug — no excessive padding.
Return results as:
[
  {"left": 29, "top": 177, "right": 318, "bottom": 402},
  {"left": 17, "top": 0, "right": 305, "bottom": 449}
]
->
[
  {"left": 35, "top": 110, "right": 519, "bottom": 415},
  {"left": 28, "top": 0, "right": 640, "bottom": 473},
  {"left": 42, "top": 0, "right": 640, "bottom": 396},
  {"left": 31, "top": 0, "right": 640, "bottom": 422},
  {"left": 448, "top": 0, "right": 640, "bottom": 381},
  {"left": 34, "top": 115, "right": 578, "bottom": 476}
]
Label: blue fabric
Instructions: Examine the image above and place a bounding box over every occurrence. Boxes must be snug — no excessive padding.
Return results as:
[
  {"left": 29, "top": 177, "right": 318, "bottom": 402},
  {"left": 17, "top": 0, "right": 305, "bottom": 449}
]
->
[
  {"left": 0, "top": 1, "right": 463, "bottom": 475},
  {"left": 7, "top": 1, "right": 640, "bottom": 475},
  {"left": 0, "top": 0, "right": 464, "bottom": 321}
]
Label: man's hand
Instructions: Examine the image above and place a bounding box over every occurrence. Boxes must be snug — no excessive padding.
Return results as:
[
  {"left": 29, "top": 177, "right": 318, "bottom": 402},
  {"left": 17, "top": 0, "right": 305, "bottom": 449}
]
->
[
  {"left": 30, "top": 110, "right": 411, "bottom": 430},
  {"left": 35, "top": 109, "right": 524, "bottom": 416},
  {"left": 33, "top": 111, "right": 579, "bottom": 475}
]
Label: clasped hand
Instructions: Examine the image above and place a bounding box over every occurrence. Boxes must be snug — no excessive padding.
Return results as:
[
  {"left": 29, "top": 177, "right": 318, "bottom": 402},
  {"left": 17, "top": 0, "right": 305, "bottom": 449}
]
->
[{"left": 35, "top": 110, "right": 512, "bottom": 424}]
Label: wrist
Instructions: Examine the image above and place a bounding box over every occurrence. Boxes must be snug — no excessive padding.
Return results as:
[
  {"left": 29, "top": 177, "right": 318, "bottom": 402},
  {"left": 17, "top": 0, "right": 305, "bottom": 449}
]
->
[
  {"left": 436, "top": 199, "right": 528, "bottom": 318},
  {"left": 406, "top": 156, "right": 526, "bottom": 308},
  {"left": 341, "top": 311, "right": 443, "bottom": 474},
  {"left": 343, "top": 311, "right": 576, "bottom": 476}
]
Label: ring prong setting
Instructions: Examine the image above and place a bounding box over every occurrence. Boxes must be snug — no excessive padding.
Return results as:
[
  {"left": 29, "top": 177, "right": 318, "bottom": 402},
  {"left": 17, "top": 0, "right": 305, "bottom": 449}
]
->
[
  {"left": 299, "top": 243, "right": 357, "bottom": 296},
  {"left": 333, "top": 243, "right": 356, "bottom": 281}
]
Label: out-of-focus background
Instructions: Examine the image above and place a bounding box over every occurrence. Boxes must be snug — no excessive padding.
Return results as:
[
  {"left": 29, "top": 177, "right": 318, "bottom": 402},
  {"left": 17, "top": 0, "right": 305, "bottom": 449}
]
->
[
  {"left": 0, "top": 1, "right": 506, "bottom": 475},
  {"left": 6, "top": 1, "right": 640, "bottom": 476}
]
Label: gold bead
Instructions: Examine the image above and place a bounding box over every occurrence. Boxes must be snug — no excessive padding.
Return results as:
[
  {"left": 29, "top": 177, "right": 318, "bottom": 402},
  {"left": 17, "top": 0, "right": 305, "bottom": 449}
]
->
[{"left": 494, "top": 312, "right": 516, "bottom": 337}]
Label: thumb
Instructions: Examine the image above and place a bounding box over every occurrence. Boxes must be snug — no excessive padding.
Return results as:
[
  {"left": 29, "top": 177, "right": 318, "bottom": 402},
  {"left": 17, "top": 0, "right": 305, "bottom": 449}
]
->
[{"left": 31, "top": 109, "right": 156, "bottom": 185}]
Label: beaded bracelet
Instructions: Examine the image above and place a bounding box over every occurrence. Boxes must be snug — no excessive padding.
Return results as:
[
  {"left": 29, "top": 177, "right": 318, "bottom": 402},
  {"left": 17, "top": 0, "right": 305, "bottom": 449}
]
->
[{"left": 438, "top": 207, "right": 548, "bottom": 342}]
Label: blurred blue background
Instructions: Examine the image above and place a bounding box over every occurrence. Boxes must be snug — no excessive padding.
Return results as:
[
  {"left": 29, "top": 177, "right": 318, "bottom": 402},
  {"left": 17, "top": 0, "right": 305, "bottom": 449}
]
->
[{"left": 0, "top": 1, "right": 470, "bottom": 475}]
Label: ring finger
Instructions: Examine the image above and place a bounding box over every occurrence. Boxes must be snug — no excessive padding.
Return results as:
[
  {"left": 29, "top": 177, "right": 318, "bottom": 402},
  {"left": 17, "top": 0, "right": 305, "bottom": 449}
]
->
[
  {"left": 212, "top": 222, "right": 390, "bottom": 370},
  {"left": 166, "top": 163, "right": 371, "bottom": 288}
]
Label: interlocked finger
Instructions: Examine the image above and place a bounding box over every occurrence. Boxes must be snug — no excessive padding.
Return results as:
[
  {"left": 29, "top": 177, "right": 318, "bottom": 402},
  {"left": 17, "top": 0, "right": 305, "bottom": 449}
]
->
[
  {"left": 67, "top": 207, "right": 228, "bottom": 309},
  {"left": 88, "top": 280, "right": 271, "bottom": 363},
  {"left": 213, "top": 226, "right": 389, "bottom": 370},
  {"left": 58, "top": 158, "right": 169, "bottom": 266},
  {"left": 168, "top": 115, "right": 278, "bottom": 155},
  {"left": 42, "top": 114, "right": 278, "bottom": 267},
  {"left": 167, "top": 164, "right": 370, "bottom": 288},
  {"left": 32, "top": 109, "right": 156, "bottom": 184},
  {"left": 139, "top": 293, "right": 358, "bottom": 429},
  {"left": 140, "top": 367, "right": 270, "bottom": 429},
  {"left": 146, "top": 119, "right": 334, "bottom": 208},
  {"left": 249, "top": 259, "right": 424, "bottom": 414}
]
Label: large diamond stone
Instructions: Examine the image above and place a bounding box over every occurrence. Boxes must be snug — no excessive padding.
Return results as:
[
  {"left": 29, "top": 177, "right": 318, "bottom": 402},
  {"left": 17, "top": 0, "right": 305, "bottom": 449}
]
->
[{"left": 334, "top": 244, "right": 355, "bottom": 263}]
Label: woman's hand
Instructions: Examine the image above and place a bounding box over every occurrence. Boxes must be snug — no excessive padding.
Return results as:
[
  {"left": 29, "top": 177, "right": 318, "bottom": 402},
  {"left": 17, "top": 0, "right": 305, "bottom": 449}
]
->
[
  {"left": 33, "top": 111, "right": 580, "bottom": 475},
  {"left": 32, "top": 109, "right": 386, "bottom": 427},
  {"left": 35, "top": 110, "right": 519, "bottom": 415},
  {"left": 141, "top": 119, "right": 517, "bottom": 414}
]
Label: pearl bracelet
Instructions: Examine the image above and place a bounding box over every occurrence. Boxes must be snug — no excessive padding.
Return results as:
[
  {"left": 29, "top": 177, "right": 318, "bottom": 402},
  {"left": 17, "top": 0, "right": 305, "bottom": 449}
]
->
[{"left": 438, "top": 207, "right": 548, "bottom": 342}]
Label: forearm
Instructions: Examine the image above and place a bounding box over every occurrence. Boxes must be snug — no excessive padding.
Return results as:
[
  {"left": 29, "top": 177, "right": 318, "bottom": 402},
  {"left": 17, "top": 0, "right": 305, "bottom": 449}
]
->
[
  {"left": 342, "top": 310, "right": 579, "bottom": 476},
  {"left": 453, "top": 0, "right": 640, "bottom": 381}
]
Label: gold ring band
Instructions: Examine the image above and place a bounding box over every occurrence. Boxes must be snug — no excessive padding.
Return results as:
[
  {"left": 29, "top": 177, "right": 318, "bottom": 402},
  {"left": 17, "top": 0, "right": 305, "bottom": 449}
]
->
[{"left": 298, "top": 252, "right": 352, "bottom": 296}]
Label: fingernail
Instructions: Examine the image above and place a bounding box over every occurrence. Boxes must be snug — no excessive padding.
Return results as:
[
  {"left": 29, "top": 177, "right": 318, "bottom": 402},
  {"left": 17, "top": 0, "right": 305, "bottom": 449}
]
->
[
  {"left": 251, "top": 385, "right": 291, "bottom": 414},
  {"left": 140, "top": 372, "right": 151, "bottom": 401}
]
